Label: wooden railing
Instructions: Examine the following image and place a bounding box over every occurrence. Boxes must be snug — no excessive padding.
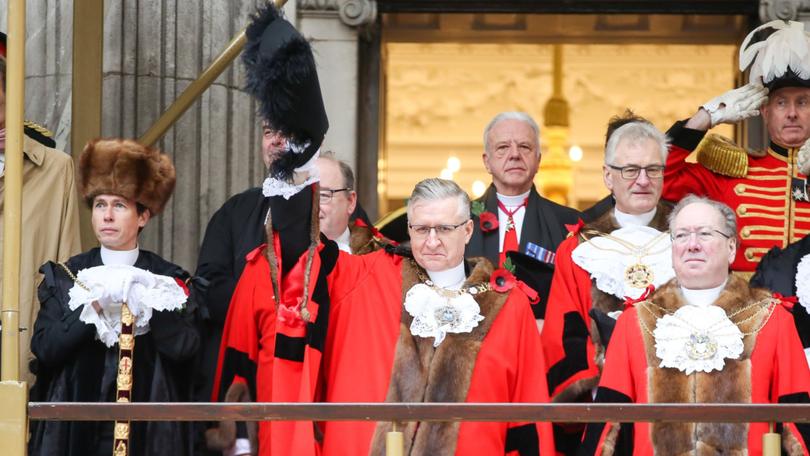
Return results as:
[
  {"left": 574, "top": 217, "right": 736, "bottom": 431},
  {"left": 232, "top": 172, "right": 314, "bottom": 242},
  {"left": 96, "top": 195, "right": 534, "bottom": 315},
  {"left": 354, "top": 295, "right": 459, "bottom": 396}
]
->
[{"left": 28, "top": 402, "right": 810, "bottom": 423}]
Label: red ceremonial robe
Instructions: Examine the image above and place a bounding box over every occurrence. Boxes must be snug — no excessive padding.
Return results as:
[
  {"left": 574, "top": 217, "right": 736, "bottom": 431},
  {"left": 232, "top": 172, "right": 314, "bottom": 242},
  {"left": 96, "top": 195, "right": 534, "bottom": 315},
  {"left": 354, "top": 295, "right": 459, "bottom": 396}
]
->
[
  {"left": 211, "top": 237, "right": 339, "bottom": 456},
  {"left": 580, "top": 276, "right": 810, "bottom": 455},
  {"left": 542, "top": 203, "right": 671, "bottom": 402},
  {"left": 320, "top": 250, "right": 555, "bottom": 455}
]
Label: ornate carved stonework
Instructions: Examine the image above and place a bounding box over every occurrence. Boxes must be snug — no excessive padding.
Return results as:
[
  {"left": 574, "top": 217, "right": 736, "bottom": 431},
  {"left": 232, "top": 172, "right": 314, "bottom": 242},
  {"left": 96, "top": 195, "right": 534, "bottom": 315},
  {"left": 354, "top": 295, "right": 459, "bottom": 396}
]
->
[
  {"left": 298, "top": 0, "right": 377, "bottom": 26},
  {"left": 759, "top": 0, "right": 809, "bottom": 22}
]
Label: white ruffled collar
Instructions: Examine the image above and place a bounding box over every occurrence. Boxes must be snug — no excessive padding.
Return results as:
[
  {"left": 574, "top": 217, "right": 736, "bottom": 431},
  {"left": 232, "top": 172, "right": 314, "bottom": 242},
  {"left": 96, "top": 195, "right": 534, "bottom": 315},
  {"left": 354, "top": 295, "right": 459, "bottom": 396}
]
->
[
  {"left": 100, "top": 245, "right": 139, "bottom": 266},
  {"left": 496, "top": 190, "right": 531, "bottom": 207},
  {"left": 680, "top": 281, "right": 727, "bottom": 308},
  {"left": 614, "top": 207, "right": 656, "bottom": 228},
  {"left": 426, "top": 261, "right": 465, "bottom": 290},
  {"left": 794, "top": 254, "right": 810, "bottom": 312},
  {"left": 262, "top": 151, "right": 321, "bottom": 199},
  {"left": 572, "top": 225, "right": 674, "bottom": 300},
  {"left": 404, "top": 262, "right": 485, "bottom": 347}
]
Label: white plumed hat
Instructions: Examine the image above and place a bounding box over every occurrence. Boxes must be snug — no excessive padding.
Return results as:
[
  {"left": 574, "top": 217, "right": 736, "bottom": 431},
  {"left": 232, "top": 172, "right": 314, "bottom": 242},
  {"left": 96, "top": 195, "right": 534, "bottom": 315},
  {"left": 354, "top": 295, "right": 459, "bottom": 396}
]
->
[{"left": 740, "top": 20, "right": 810, "bottom": 91}]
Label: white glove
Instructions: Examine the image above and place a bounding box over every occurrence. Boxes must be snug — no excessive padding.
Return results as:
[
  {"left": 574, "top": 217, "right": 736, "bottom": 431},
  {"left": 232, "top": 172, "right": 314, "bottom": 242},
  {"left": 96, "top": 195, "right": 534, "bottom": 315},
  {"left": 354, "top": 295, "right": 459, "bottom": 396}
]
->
[
  {"left": 701, "top": 83, "right": 768, "bottom": 127},
  {"left": 799, "top": 138, "right": 810, "bottom": 176},
  {"left": 122, "top": 268, "right": 157, "bottom": 303}
]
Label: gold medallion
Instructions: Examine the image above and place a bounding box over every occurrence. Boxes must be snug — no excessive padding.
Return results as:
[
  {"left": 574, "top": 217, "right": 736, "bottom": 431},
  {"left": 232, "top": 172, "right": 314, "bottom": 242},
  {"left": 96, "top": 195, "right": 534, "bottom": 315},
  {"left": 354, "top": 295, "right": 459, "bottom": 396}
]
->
[
  {"left": 113, "top": 441, "right": 127, "bottom": 456},
  {"left": 121, "top": 304, "right": 134, "bottom": 326},
  {"left": 624, "top": 263, "right": 654, "bottom": 289},
  {"left": 685, "top": 332, "right": 718, "bottom": 361},
  {"left": 119, "top": 334, "right": 134, "bottom": 350},
  {"left": 114, "top": 422, "right": 130, "bottom": 439}
]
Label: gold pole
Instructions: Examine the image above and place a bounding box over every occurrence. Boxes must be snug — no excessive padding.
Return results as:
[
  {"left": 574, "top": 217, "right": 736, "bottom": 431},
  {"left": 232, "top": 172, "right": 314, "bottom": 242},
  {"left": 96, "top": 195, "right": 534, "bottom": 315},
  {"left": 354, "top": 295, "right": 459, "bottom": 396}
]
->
[
  {"left": 137, "top": 0, "right": 289, "bottom": 147},
  {"left": 0, "top": 2, "right": 29, "bottom": 455},
  {"left": 1, "top": 0, "right": 25, "bottom": 384},
  {"left": 762, "top": 422, "right": 781, "bottom": 456},
  {"left": 386, "top": 422, "right": 403, "bottom": 456},
  {"left": 72, "top": 0, "right": 104, "bottom": 251}
]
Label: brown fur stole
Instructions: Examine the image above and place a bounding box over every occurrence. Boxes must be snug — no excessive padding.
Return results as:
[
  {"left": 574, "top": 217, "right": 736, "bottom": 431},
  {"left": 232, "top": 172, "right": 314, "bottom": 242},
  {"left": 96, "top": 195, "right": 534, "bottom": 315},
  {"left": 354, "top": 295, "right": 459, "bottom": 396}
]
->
[
  {"left": 349, "top": 222, "right": 379, "bottom": 255},
  {"left": 556, "top": 202, "right": 672, "bottom": 403},
  {"left": 632, "top": 275, "right": 772, "bottom": 455},
  {"left": 368, "top": 257, "right": 508, "bottom": 455}
]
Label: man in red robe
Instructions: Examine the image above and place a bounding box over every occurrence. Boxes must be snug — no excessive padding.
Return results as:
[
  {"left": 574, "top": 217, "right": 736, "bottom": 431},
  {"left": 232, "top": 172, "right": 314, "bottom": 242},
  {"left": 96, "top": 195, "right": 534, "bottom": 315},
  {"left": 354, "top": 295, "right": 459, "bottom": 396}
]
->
[
  {"left": 215, "top": 176, "right": 556, "bottom": 455},
  {"left": 580, "top": 195, "right": 810, "bottom": 455},
  {"left": 541, "top": 117, "right": 674, "bottom": 454}
]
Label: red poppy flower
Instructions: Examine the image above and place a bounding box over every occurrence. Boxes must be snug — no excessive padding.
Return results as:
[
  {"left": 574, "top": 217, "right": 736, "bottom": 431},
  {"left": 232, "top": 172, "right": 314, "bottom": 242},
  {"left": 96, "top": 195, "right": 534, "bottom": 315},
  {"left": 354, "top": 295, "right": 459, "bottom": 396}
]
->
[
  {"left": 479, "top": 211, "right": 499, "bottom": 233},
  {"left": 490, "top": 268, "right": 516, "bottom": 293},
  {"left": 278, "top": 303, "right": 307, "bottom": 328}
]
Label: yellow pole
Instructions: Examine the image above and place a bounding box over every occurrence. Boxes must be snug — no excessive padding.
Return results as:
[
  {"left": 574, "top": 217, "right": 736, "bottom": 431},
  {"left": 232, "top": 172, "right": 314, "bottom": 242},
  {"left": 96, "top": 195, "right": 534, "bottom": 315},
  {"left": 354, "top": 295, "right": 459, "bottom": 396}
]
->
[
  {"left": 1, "top": 0, "right": 25, "bottom": 384},
  {"left": 0, "top": 2, "right": 29, "bottom": 455},
  {"left": 138, "top": 0, "right": 289, "bottom": 147},
  {"left": 386, "top": 422, "right": 403, "bottom": 456},
  {"left": 762, "top": 422, "right": 781, "bottom": 456}
]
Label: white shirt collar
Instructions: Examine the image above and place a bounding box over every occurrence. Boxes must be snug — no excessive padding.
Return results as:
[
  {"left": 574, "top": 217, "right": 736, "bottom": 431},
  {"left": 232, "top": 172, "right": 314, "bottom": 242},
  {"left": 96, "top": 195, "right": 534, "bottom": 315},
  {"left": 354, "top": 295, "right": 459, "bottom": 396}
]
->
[
  {"left": 100, "top": 245, "right": 140, "bottom": 266},
  {"left": 496, "top": 190, "right": 531, "bottom": 207},
  {"left": 335, "top": 226, "right": 352, "bottom": 254},
  {"left": 680, "top": 280, "right": 727, "bottom": 307},
  {"left": 614, "top": 207, "right": 657, "bottom": 228},
  {"left": 426, "top": 261, "right": 466, "bottom": 291}
]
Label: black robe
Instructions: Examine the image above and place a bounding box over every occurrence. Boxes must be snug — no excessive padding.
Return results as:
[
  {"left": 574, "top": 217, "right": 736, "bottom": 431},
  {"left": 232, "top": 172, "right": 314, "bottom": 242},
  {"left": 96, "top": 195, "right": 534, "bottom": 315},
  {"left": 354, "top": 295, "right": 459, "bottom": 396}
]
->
[
  {"left": 751, "top": 236, "right": 810, "bottom": 350},
  {"left": 28, "top": 248, "right": 200, "bottom": 456},
  {"left": 466, "top": 184, "right": 581, "bottom": 318}
]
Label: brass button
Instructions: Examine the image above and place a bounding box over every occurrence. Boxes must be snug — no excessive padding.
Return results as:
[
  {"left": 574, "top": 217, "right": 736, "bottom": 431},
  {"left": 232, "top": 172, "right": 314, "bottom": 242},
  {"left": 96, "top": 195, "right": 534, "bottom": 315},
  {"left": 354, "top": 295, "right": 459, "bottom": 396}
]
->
[
  {"left": 741, "top": 228, "right": 751, "bottom": 238},
  {"left": 734, "top": 184, "right": 745, "bottom": 195},
  {"left": 745, "top": 250, "right": 755, "bottom": 260},
  {"left": 738, "top": 206, "right": 747, "bottom": 215}
]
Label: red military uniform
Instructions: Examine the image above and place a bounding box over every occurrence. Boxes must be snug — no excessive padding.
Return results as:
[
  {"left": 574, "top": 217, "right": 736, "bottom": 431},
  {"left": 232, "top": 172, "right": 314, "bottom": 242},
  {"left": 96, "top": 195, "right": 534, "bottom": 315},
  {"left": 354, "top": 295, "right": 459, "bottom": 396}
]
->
[
  {"left": 579, "top": 275, "right": 810, "bottom": 455},
  {"left": 663, "top": 121, "right": 810, "bottom": 272}
]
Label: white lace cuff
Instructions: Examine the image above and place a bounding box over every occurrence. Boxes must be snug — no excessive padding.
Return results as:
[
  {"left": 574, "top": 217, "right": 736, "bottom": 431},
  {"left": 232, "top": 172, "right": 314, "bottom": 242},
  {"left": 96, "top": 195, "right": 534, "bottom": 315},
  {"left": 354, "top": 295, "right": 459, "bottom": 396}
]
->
[{"left": 68, "top": 264, "right": 187, "bottom": 347}]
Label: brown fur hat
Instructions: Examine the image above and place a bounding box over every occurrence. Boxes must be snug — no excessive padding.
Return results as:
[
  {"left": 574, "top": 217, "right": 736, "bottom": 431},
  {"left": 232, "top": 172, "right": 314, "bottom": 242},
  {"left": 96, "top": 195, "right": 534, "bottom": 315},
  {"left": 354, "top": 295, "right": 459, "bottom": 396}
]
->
[{"left": 79, "top": 138, "right": 176, "bottom": 215}]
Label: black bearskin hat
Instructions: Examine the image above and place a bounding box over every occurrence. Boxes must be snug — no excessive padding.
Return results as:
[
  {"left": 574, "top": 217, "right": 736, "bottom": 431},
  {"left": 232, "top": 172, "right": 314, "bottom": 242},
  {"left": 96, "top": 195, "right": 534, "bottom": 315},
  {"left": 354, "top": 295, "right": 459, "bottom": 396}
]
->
[{"left": 243, "top": 2, "right": 329, "bottom": 180}]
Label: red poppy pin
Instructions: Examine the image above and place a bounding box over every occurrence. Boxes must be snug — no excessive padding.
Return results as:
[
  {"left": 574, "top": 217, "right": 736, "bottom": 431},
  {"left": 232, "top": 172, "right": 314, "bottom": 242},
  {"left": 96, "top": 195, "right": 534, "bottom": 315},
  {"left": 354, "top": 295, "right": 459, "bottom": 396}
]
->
[
  {"left": 490, "top": 267, "right": 516, "bottom": 293},
  {"left": 472, "top": 200, "right": 498, "bottom": 233},
  {"left": 278, "top": 302, "right": 307, "bottom": 328}
]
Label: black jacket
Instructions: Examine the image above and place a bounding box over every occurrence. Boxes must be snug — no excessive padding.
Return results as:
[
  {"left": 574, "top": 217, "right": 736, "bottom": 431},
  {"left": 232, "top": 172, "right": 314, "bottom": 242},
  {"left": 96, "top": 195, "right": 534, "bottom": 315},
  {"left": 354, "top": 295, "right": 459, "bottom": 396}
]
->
[
  {"left": 466, "top": 184, "right": 581, "bottom": 318},
  {"left": 28, "top": 248, "right": 200, "bottom": 456},
  {"left": 751, "top": 237, "right": 810, "bottom": 349}
]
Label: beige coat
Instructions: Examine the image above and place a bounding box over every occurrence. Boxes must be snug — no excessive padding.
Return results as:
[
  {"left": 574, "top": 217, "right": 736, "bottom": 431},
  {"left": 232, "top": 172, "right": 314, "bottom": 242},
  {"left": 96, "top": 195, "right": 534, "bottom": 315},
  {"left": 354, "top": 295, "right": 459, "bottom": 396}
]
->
[{"left": 0, "top": 135, "right": 81, "bottom": 383}]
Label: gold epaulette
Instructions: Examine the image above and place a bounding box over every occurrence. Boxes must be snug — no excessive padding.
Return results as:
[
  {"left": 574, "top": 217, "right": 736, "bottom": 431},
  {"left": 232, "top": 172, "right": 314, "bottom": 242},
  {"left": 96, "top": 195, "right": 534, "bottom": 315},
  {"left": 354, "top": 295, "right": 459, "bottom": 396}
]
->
[
  {"left": 695, "top": 133, "right": 749, "bottom": 178},
  {"left": 23, "top": 120, "right": 56, "bottom": 148}
]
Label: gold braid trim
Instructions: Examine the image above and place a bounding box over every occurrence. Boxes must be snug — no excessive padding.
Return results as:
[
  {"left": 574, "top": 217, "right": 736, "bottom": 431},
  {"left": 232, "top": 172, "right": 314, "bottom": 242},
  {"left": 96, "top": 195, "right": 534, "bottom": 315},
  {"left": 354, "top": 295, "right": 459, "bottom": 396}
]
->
[
  {"left": 23, "top": 120, "right": 53, "bottom": 138},
  {"left": 696, "top": 134, "right": 750, "bottom": 178}
]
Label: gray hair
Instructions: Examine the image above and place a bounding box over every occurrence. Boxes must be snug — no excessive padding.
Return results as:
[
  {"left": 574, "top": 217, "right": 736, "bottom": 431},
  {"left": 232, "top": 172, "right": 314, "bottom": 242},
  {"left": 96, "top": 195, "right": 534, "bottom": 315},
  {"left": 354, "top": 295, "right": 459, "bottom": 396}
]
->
[
  {"left": 604, "top": 121, "right": 670, "bottom": 164},
  {"left": 668, "top": 194, "right": 738, "bottom": 242},
  {"left": 319, "top": 150, "right": 355, "bottom": 190},
  {"left": 407, "top": 178, "right": 470, "bottom": 221},
  {"left": 483, "top": 112, "right": 541, "bottom": 156}
]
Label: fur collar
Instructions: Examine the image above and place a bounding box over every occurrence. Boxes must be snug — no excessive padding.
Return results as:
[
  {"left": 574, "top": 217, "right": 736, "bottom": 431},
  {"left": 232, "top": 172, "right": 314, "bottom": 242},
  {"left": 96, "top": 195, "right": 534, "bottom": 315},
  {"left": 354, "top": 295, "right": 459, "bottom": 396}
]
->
[
  {"left": 349, "top": 223, "right": 378, "bottom": 255},
  {"left": 368, "top": 257, "right": 508, "bottom": 455},
  {"left": 637, "top": 275, "right": 773, "bottom": 454},
  {"left": 554, "top": 201, "right": 672, "bottom": 403}
]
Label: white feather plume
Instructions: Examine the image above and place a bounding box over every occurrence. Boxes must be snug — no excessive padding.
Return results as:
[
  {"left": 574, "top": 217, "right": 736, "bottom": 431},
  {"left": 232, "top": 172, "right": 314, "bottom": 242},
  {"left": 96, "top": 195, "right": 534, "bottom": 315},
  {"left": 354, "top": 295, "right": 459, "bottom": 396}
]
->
[{"left": 739, "top": 20, "right": 810, "bottom": 85}]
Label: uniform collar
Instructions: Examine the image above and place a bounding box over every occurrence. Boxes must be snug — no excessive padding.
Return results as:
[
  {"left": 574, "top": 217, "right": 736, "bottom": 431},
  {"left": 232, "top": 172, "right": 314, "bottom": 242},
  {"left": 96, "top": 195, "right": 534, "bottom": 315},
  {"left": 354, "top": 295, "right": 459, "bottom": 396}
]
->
[
  {"left": 768, "top": 141, "right": 799, "bottom": 161},
  {"left": 0, "top": 136, "right": 45, "bottom": 177},
  {"left": 335, "top": 226, "right": 352, "bottom": 253}
]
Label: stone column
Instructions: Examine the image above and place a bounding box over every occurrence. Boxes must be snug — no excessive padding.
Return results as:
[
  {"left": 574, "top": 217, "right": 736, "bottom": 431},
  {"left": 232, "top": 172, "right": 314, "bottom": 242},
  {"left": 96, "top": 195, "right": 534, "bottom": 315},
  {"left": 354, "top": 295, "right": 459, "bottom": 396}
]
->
[
  {"left": 759, "top": 0, "right": 810, "bottom": 22},
  {"left": 296, "top": 0, "right": 377, "bottom": 183},
  {"left": 101, "top": 0, "right": 265, "bottom": 272}
]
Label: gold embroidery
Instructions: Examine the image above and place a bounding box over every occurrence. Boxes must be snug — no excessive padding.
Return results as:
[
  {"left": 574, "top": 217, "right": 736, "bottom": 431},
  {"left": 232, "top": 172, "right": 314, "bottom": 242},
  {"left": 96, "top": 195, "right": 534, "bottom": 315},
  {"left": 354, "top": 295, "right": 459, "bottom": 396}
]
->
[
  {"left": 114, "top": 422, "right": 130, "bottom": 439},
  {"left": 748, "top": 166, "right": 788, "bottom": 173},
  {"left": 113, "top": 441, "right": 127, "bottom": 456},
  {"left": 744, "top": 247, "right": 772, "bottom": 261},
  {"left": 119, "top": 334, "right": 134, "bottom": 350},
  {"left": 734, "top": 183, "right": 785, "bottom": 195}
]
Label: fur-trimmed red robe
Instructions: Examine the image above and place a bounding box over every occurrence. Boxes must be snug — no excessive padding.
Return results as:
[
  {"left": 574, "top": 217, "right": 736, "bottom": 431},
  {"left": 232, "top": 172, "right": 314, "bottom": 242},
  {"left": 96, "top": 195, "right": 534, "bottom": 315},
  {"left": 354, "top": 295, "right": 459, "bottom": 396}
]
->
[
  {"left": 542, "top": 203, "right": 672, "bottom": 402},
  {"left": 321, "top": 251, "right": 556, "bottom": 455},
  {"left": 580, "top": 275, "right": 810, "bottom": 455}
]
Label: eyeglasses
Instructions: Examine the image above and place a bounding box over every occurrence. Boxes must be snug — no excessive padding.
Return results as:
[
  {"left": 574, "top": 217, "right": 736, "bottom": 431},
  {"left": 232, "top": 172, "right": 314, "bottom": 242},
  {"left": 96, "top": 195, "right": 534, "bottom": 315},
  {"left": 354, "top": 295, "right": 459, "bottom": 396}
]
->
[
  {"left": 606, "top": 164, "right": 665, "bottom": 180},
  {"left": 671, "top": 228, "right": 732, "bottom": 244},
  {"left": 319, "top": 188, "right": 351, "bottom": 203},
  {"left": 408, "top": 220, "right": 469, "bottom": 238}
]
